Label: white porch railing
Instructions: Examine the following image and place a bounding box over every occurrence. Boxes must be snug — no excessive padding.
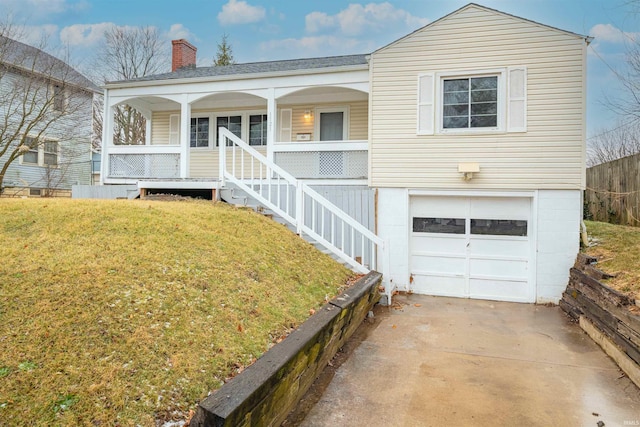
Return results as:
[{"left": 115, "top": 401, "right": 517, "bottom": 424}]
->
[
  {"left": 219, "top": 128, "right": 388, "bottom": 282},
  {"left": 107, "top": 146, "right": 180, "bottom": 179},
  {"left": 272, "top": 141, "right": 367, "bottom": 179}
]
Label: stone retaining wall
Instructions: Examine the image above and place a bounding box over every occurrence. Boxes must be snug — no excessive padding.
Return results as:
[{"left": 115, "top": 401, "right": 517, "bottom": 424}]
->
[
  {"left": 190, "top": 271, "right": 382, "bottom": 427},
  {"left": 560, "top": 254, "right": 640, "bottom": 387}
]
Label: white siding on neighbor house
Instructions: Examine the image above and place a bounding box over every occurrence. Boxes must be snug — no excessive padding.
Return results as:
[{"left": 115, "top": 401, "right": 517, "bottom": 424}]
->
[
  {"left": 369, "top": 5, "right": 587, "bottom": 190},
  {"left": 0, "top": 70, "right": 93, "bottom": 191}
]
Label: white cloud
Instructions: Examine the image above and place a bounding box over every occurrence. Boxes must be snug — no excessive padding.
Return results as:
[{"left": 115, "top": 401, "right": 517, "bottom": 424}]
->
[
  {"left": 305, "top": 2, "right": 428, "bottom": 36},
  {"left": 589, "top": 23, "right": 638, "bottom": 44},
  {"left": 12, "top": 24, "right": 59, "bottom": 47},
  {"left": 59, "top": 22, "right": 115, "bottom": 47},
  {"left": 1, "top": 0, "right": 87, "bottom": 18},
  {"left": 305, "top": 12, "right": 335, "bottom": 33},
  {"left": 167, "top": 24, "right": 193, "bottom": 41},
  {"left": 217, "top": 0, "right": 266, "bottom": 25},
  {"left": 260, "top": 35, "right": 363, "bottom": 58}
]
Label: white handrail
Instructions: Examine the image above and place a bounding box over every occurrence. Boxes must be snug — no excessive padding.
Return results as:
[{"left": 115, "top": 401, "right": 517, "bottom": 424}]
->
[{"left": 219, "top": 127, "right": 387, "bottom": 279}]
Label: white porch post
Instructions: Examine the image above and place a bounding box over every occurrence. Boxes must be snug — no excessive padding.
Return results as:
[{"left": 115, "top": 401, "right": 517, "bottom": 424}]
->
[
  {"left": 267, "top": 87, "right": 277, "bottom": 163},
  {"left": 100, "top": 91, "right": 113, "bottom": 185},
  {"left": 179, "top": 97, "right": 190, "bottom": 178}
]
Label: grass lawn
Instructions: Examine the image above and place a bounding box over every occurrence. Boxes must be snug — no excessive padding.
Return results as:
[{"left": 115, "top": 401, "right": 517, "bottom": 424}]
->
[
  {"left": 0, "top": 199, "right": 353, "bottom": 426},
  {"left": 584, "top": 220, "right": 640, "bottom": 299}
]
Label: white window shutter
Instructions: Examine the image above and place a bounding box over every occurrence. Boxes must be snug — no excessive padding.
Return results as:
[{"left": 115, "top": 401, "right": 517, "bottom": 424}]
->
[
  {"left": 508, "top": 67, "right": 527, "bottom": 132},
  {"left": 169, "top": 114, "right": 180, "bottom": 144},
  {"left": 417, "top": 73, "right": 435, "bottom": 135},
  {"left": 279, "top": 108, "right": 292, "bottom": 142}
]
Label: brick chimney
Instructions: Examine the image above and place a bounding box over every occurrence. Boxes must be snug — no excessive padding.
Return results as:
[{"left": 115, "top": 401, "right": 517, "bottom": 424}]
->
[{"left": 172, "top": 39, "right": 197, "bottom": 72}]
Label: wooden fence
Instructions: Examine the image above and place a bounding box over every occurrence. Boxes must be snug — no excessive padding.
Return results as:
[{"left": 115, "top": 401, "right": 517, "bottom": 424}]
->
[{"left": 585, "top": 152, "right": 640, "bottom": 226}]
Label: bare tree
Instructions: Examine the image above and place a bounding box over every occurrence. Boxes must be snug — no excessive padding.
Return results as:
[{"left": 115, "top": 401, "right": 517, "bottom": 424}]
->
[
  {"left": 93, "top": 26, "right": 168, "bottom": 146},
  {"left": 587, "top": 120, "right": 640, "bottom": 166},
  {"left": 0, "top": 23, "right": 93, "bottom": 194},
  {"left": 214, "top": 34, "right": 236, "bottom": 66}
]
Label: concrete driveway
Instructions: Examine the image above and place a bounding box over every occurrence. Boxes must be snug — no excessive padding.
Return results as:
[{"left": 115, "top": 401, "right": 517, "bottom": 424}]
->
[{"left": 300, "top": 294, "right": 640, "bottom": 427}]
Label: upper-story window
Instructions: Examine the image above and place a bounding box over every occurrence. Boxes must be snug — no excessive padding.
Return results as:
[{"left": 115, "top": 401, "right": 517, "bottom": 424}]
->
[
  {"left": 417, "top": 67, "right": 526, "bottom": 135},
  {"left": 443, "top": 76, "right": 498, "bottom": 129},
  {"left": 53, "top": 85, "right": 66, "bottom": 112},
  {"left": 190, "top": 117, "right": 210, "bottom": 148}
]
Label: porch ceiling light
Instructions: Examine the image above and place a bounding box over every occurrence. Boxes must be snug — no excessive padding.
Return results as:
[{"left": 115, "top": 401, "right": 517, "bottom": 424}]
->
[{"left": 458, "top": 162, "right": 480, "bottom": 181}]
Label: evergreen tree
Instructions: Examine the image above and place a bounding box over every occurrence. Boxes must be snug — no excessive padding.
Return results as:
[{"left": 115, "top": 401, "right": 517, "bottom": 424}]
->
[{"left": 214, "top": 34, "right": 236, "bottom": 66}]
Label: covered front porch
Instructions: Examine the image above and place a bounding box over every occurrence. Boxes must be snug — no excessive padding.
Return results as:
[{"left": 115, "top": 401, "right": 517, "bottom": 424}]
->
[{"left": 101, "top": 68, "right": 370, "bottom": 185}]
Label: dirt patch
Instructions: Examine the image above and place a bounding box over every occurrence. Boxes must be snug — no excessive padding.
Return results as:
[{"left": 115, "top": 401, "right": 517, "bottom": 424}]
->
[{"left": 282, "top": 302, "right": 390, "bottom": 426}]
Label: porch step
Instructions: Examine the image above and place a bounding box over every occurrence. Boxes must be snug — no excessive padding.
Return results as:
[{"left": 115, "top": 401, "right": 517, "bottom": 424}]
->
[{"left": 127, "top": 189, "right": 140, "bottom": 200}]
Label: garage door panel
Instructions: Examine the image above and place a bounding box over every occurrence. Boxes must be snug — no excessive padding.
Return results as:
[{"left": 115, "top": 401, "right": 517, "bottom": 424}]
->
[
  {"left": 412, "top": 254, "right": 466, "bottom": 276},
  {"left": 412, "top": 274, "right": 466, "bottom": 297},
  {"left": 469, "top": 278, "right": 530, "bottom": 302},
  {"left": 411, "top": 235, "right": 467, "bottom": 253},
  {"left": 468, "top": 238, "right": 529, "bottom": 257},
  {"left": 410, "top": 195, "right": 533, "bottom": 303},
  {"left": 469, "top": 257, "right": 528, "bottom": 280}
]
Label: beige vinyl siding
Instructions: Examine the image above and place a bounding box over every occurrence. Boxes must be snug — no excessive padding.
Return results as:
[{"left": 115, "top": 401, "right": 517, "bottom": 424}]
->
[
  {"left": 189, "top": 148, "right": 267, "bottom": 178},
  {"left": 370, "top": 5, "right": 586, "bottom": 190},
  {"left": 150, "top": 111, "right": 173, "bottom": 145},
  {"left": 153, "top": 102, "right": 367, "bottom": 177},
  {"left": 285, "top": 101, "right": 368, "bottom": 141}
]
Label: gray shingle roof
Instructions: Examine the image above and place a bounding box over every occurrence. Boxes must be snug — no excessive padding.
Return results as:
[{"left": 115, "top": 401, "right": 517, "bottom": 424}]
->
[
  {"left": 110, "top": 54, "right": 369, "bottom": 84},
  {"left": 0, "top": 35, "right": 100, "bottom": 93}
]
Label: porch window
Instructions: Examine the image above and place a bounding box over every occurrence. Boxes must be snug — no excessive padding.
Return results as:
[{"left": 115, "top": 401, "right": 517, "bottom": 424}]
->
[
  {"left": 443, "top": 76, "right": 497, "bottom": 129},
  {"left": 190, "top": 117, "right": 210, "bottom": 148},
  {"left": 315, "top": 107, "right": 349, "bottom": 141},
  {"left": 216, "top": 115, "right": 242, "bottom": 146},
  {"left": 249, "top": 114, "right": 267, "bottom": 146},
  {"left": 319, "top": 112, "right": 344, "bottom": 141}
]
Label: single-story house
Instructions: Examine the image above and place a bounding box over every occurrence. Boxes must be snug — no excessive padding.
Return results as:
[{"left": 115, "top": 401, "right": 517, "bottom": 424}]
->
[{"left": 100, "top": 3, "right": 589, "bottom": 304}]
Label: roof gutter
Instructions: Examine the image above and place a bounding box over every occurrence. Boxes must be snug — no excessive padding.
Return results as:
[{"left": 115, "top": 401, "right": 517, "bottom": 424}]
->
[{"left": 104, "top": 63, "right": 370, "bottom": 90}]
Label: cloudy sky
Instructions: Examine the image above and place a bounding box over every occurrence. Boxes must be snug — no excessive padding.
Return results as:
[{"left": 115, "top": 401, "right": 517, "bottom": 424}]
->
[{"left": 1, "top": 0, "right": 638, "bottom": 137}]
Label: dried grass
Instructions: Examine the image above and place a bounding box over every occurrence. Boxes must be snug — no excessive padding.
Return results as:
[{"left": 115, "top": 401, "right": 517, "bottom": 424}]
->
[
  {"left": 0, "top": 199, "right": 352, "bottom": 425},
  {"left": 584, "top": 220, "right": 640, "bottom": 299}
]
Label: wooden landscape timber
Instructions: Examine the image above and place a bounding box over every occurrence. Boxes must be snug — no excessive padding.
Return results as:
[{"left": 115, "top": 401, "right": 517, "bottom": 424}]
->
[{"left": 561, "top": 253, "right": 640, "bottom": 387}]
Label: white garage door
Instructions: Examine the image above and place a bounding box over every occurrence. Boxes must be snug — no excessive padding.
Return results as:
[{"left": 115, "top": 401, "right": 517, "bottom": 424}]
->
[{"left": 410, "top": 196, "right": 533, "bottom": 302}]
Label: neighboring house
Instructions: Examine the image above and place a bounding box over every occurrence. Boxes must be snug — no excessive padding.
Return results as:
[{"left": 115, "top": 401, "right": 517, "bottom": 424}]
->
[
  {"left": 0, "top": 36, "right": 99, "bottom": 197},
  {"left": 100, "top": 4, "right": 589, "bottom": 304}
]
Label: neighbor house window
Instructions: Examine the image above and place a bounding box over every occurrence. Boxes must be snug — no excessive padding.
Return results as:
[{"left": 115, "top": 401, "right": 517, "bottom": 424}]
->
[
  {"left": 190, "top": 117, "right": 210, "bottom": 148},
  {"left": 43, "top": 141, "right": 58, "bottom": 166},
  {"left": 21, "top": 136, "right": 59, "bottom": 167},
  {"left": 22, "top": 136, "right": 39, "bottom": 164},
  {"left": 442, "top": 76, "right": 498, "bottom": 129},
  {"left": 53, "top": 85, "right": 65, "bottom": 112},
  {"left": 216, "top": 115, "right": 242, "bottom": 146},
  {"left": 249, "top": 114, "right": 267, "bottom": 146}
]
